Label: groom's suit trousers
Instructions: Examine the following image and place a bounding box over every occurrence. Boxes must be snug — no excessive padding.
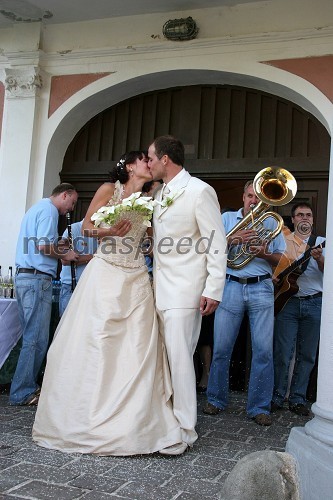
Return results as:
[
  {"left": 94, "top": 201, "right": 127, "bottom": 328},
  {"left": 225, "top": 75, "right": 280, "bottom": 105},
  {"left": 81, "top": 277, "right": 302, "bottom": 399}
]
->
[{"left": 157, "top": 307, "right": 202, "bottom": 446}]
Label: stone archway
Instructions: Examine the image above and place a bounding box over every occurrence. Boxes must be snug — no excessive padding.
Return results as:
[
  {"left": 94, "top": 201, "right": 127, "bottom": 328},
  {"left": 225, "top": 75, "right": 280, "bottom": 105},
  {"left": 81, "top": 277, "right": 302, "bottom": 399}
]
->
[
  {"left": 43, "top": 67, "right": 332, "bottom": 199},
  {"left": 59, "top": 82, "right": 330, "bottom": 235},
  {"left": 41, "top": 70, "right": 331, "bottom": 396}
]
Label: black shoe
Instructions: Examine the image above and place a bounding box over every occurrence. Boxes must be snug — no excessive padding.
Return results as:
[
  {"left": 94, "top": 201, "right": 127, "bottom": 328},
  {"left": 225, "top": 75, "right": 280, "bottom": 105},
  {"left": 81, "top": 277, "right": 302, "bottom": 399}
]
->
[
  {"left": 271, "top": 402, "right": 283, "bottom": 413},
  {"left": 289, "top": 403, "right": 310, "bottom": 416}
]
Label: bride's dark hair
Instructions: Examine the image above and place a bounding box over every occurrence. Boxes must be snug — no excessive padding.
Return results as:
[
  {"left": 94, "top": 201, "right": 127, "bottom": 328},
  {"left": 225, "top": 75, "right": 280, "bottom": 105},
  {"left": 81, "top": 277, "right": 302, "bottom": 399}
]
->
[{"left": 109, "top": 150, "right": 148, "bottom": 184}]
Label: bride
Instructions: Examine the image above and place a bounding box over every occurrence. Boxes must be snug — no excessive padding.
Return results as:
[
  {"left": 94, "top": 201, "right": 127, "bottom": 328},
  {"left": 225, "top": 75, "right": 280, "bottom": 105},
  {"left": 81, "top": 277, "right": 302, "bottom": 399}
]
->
[{"left": 32, "top": 151, "right": 182, "bottom": 456}]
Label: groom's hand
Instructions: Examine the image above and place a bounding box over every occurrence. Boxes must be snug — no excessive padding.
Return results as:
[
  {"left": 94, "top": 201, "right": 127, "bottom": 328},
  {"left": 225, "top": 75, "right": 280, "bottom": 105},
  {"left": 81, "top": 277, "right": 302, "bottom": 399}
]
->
[{"left": 200, "top": 296, "right": 219, "bottom": 316}]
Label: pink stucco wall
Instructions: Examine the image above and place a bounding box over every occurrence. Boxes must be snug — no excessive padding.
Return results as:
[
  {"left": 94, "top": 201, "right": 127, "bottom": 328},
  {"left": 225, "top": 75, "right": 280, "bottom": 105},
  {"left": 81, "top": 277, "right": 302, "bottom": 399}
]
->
[
  {"left": 48, "top": 73, "right": 111, "bottom": 117},
  {"left": 48, "top": 58, "right": 333, "bottom": 121},
  {"left": 263, "top": 55, "right": 333, "bottom": 103}
]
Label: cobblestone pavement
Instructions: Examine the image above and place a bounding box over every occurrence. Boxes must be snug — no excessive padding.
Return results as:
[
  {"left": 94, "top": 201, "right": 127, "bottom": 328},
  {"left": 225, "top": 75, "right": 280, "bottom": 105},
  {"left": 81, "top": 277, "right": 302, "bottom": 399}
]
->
[{"left": 0, "top": 391, "right": 312, "bottom": 499}]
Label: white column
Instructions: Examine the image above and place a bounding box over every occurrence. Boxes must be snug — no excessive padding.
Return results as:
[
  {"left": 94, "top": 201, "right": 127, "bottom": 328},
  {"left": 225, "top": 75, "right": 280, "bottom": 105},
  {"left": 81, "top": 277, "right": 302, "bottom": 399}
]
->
[
  {"left": 0, "top": 67, "right": 42, "bottom": 270},
  {"left": 286, "top": 139, "right": 333, "bottom": 499}
]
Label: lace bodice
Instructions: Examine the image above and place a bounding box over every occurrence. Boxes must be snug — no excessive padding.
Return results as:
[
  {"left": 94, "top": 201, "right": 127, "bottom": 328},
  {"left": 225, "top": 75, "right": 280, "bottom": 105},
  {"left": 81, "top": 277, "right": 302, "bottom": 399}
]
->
[{"left": 95, "top": 181, "right": 147, "bottom": 268}]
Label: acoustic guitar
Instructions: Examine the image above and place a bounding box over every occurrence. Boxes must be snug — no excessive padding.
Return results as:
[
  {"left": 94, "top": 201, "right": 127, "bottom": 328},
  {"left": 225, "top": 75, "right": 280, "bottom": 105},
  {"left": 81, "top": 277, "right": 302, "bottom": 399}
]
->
[{"left": 274, "top": 240, "right": 325, "bottom": 316}]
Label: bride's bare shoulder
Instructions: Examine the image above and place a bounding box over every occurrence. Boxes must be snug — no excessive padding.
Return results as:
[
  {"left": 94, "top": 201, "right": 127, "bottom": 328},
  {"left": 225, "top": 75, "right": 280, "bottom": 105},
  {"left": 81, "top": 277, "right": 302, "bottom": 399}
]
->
[
  {"left": 91, "top": 182, "right": 114, "bottom": 200},
  {"left": 97, "top": 182, "right": 115, "bottom": 194},
  {"left": 86, "top": 182, "right": 115, "bottom": 211}
]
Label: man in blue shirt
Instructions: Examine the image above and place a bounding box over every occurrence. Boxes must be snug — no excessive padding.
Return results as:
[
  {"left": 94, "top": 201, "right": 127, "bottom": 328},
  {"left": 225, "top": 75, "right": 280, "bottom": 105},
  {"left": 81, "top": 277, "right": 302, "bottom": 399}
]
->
[
  {"left": 272, "top": 202, "right": 325, "bottom": 416},
  {"left": 10, "top": 183, "right": 79, "bottom": 406},
  {"left": 203, "top": 180, "right": 285, "bottom": 426},
  {"left": 59, "top": 220, "right": 98, "bottom": 316}
]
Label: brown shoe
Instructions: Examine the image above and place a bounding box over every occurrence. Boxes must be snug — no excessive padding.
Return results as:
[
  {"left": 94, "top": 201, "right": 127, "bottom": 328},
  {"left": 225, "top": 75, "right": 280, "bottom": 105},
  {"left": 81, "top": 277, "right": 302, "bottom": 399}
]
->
[
  {"left": 203, "top": 402, "right": 223, "bottom": 415},
  {"left": 252, "top": 413, "right": 272, "bottom": 426}
]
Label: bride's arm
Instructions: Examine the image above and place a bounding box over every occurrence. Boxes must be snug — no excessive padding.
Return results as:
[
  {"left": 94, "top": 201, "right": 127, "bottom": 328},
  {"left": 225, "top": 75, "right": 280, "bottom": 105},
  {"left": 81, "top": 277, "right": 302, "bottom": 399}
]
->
[{"left": 82, "top": 183, "right": 131, "bottom": 238}]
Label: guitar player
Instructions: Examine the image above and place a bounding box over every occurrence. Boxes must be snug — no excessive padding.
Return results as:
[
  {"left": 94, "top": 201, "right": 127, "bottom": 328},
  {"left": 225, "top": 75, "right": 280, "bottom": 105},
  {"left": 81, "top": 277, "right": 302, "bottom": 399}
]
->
[{"left": 271, "top": 202, "right": 325, "bottom": 416}]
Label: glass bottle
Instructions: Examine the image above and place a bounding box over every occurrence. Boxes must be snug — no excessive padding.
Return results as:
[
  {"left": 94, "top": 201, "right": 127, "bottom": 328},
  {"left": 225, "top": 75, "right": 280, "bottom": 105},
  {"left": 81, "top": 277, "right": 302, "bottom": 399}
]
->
[
  {"left": 0, "top": 266, "right": 3, "bottom": 299},
  {"left": 8, "top": 266, "right": 14, "bottom": 298},
  {"left": 3, "top": 266, "right": 13, "bottom": 299}
]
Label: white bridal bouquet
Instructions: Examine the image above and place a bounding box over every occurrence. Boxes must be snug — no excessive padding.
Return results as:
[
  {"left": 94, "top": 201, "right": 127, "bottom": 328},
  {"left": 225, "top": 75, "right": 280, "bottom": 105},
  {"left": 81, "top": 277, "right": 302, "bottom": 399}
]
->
[{"left": 91, "top": 192, "right": 154, "bottom": 228}]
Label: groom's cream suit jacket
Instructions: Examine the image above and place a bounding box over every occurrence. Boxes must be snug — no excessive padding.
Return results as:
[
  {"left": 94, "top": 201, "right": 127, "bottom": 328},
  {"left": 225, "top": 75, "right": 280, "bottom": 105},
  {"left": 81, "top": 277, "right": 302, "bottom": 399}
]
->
[{"left": 153, "top": 169, "right": 227, "bottom": 310}]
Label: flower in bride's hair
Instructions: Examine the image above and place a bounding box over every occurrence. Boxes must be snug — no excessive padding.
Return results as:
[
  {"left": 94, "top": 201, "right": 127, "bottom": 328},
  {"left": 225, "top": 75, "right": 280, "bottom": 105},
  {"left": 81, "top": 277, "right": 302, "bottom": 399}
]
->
[
  {"left": 116, "top": 158, "right": 126, "bottom": 168},
  {"left": 91, "top": 192, "right": 155, "bottom": 228}
]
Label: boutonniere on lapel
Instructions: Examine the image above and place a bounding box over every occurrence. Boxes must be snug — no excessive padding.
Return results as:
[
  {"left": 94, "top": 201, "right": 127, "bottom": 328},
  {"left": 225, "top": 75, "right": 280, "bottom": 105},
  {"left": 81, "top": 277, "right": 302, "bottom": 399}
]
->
[{"left": 154, "top": 188, "right": 185, "bottom": 209}]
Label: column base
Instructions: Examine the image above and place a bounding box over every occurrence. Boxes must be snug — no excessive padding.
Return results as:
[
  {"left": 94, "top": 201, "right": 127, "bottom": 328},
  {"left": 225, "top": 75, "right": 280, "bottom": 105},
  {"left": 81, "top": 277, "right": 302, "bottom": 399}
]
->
[{"left": 286, "top": 426, "right": 333, "bottom": 500}]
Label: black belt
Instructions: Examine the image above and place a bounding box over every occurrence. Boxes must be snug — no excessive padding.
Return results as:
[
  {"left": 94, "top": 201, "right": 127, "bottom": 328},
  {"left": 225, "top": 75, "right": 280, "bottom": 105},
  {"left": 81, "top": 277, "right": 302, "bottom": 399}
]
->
[
  {"left": 16, "top": 268, "right": 53, "bottom": 279},
  {"left": 226, "top": 273, "right": 271, "bottom": 285},
  {"left": 296, "top": 292, "right": 322, "bottom": 300}
]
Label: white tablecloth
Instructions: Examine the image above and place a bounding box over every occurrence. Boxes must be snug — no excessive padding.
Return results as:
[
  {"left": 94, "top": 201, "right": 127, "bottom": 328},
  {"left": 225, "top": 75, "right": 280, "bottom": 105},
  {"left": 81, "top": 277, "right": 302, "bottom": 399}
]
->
[{"left": 0, "top": 299, "right": 22, "bottom": 369}]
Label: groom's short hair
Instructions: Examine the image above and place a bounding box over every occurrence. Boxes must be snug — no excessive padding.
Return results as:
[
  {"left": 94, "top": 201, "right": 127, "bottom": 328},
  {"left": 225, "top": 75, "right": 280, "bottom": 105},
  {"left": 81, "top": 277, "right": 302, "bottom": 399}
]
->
[{"left": 153, "top": 135, "right": 184, "bottom": 167}]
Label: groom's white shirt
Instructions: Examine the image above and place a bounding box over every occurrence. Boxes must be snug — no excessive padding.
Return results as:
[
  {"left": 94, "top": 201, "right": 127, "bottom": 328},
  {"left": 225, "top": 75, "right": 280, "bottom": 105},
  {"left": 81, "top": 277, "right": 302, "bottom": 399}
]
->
[{"left": 153, "top": 168, "right": 227, "bottom": 310}]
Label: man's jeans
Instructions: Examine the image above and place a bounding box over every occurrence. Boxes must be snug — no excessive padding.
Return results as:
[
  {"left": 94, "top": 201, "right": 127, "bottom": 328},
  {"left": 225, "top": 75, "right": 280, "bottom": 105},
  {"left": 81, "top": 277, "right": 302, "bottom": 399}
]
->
[
  {"left": 59, "top": 283, "right": 72, "bottom": 317},
  {"left": 207, "top": 279, "right": 274, "bottom": 417},
  {"left": 9, "top": 274, "right": 52, "bottom": 405},
  {"left": 273, "top": 295, "right": 322, "bottom": 406}
]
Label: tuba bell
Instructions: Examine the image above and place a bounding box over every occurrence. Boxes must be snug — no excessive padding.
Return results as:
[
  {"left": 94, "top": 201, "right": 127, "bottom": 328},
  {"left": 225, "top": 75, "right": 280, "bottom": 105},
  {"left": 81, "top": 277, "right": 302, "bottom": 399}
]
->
[{"left": 226, "top": 166, "right": 297, "bottom": 270}]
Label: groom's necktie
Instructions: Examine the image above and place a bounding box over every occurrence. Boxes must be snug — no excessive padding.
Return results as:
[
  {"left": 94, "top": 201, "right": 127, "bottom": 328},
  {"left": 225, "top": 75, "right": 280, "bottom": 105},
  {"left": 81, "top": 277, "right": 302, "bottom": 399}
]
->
[{"left": 162, "top": 185, "right": 170, "bottom": 201}]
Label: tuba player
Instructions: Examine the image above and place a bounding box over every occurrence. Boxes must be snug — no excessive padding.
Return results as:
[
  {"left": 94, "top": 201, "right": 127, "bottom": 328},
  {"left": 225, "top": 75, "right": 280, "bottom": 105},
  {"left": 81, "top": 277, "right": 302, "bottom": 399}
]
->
[{"left": 203, "top": 180, "right": 286, "bottom": 426}]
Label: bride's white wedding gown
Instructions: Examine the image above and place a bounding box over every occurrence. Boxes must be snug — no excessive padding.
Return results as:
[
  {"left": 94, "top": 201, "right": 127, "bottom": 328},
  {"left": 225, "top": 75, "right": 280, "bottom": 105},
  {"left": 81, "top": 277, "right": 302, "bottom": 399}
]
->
[{"left": 32, "top": 184, "right": 182, "bottom": 455}]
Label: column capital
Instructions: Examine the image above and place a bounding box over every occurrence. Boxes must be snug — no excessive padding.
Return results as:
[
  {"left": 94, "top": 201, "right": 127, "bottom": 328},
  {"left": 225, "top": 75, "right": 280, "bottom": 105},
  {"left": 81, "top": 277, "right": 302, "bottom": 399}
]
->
[{"left": 4, "top": 67, "right": 42, "bottom": 98}]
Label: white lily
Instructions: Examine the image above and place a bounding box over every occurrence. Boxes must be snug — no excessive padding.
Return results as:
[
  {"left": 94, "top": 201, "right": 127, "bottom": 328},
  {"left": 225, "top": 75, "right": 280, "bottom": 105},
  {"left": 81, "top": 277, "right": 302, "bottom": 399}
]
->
[
  {"left": 96, "top": 205, "right": 110, "bottom": 213},
  {"left": 122, "top": 199, "right": 133, "bottom": 207},
  {"left": 122, "top": 192, "right": 141, "bottom": 204},
  {"left": 138, "top": 196, "right": 153, "bottom": 202},
  {"left": 104, "top": 205, "right": 116, "bottom": 214},
  {"left": 135, "top": 197, "right": 153, "bottom": 207},
  {"left": 91, "top": 191, "right": 155, "bottom": 228},
  {"left": 145, "top": 201, "right": 155, "bottom": 211},
  {"left": 90, "top": 212, "right": 106, "bottom": 226}
]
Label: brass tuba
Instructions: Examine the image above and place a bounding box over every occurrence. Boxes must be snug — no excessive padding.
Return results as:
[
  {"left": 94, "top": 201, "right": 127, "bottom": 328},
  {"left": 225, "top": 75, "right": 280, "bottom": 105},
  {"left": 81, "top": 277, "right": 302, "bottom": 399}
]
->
[{"left": 226, "top": 166, "right": 297, "bottom": 270}]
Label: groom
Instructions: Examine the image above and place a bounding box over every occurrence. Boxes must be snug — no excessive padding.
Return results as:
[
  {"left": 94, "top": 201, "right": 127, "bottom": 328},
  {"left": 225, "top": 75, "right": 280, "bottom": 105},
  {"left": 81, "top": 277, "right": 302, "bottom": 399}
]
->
[{"left": 148, "top": 135, "right": 227, "bottom": 455}]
